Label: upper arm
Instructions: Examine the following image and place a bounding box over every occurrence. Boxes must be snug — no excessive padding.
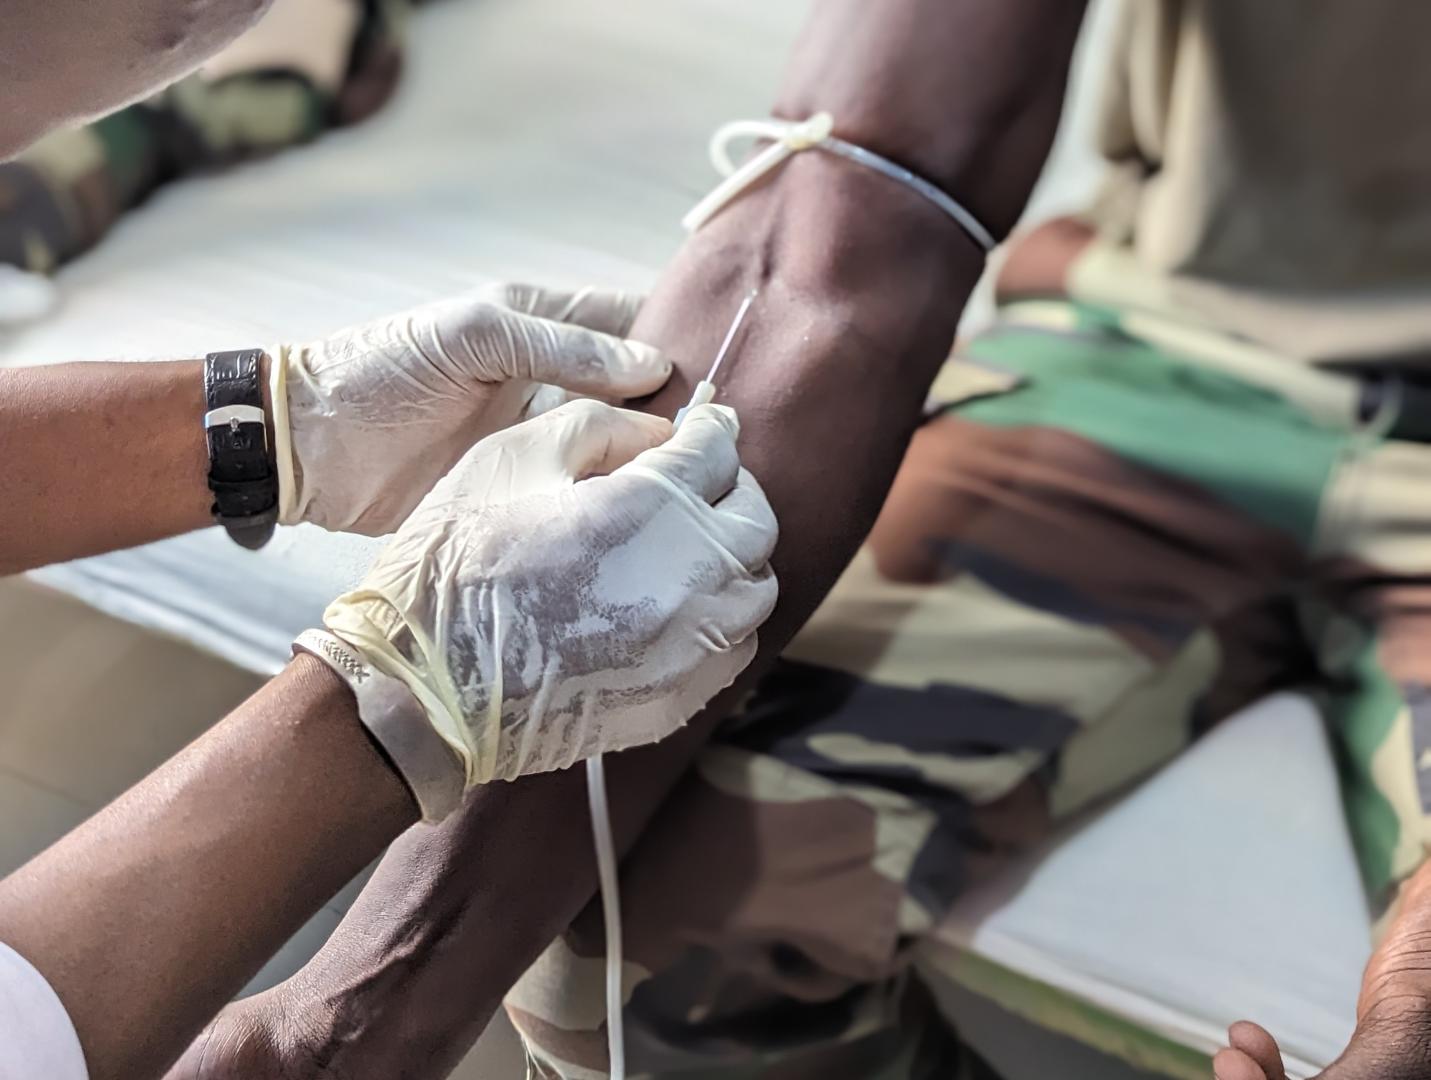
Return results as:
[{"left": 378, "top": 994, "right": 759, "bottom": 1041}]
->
[{"left": 1, "top": 0, "right": 274, "bottom": 160}]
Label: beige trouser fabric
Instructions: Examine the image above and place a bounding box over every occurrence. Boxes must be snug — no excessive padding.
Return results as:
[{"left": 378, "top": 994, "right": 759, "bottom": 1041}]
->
[{"left": 1086, "top": 0, "right": 1431, "bottom": 365}]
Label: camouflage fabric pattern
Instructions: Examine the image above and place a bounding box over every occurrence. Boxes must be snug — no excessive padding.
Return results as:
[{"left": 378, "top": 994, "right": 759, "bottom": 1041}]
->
[
  {"left": 0, "top": 0, "right": 411, "bottom": 274},
  {"left": 507, "top": 300, "right": 1431, "bottom": 1077}
]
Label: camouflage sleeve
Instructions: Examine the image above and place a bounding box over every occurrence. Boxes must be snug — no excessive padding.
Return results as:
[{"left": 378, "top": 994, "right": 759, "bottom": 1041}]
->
[{"left": 0, "top": 0, "right": 411, "bottom": 274}]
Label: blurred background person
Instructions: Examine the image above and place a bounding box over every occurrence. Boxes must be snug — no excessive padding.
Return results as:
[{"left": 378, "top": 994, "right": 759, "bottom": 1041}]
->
[{"left": 0, "top": 0, "right": 418, "bottom": 276}]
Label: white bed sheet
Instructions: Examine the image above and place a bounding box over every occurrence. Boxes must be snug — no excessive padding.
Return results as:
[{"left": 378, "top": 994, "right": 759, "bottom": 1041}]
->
[
  {"left": 930, "top": 693, "right": 1370, "bottom": 1077},
  {"left": 4, "top": 0, "right": 1370, "bottom": 1073}
]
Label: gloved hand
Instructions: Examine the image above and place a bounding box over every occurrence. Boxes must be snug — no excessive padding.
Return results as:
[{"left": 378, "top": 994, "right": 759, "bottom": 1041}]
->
[
  {"left": 271, "top": 283, "right": 669, "bottom": 535},
  {"left": 323, "top": 398, "right": 779, "bottom": 788}
]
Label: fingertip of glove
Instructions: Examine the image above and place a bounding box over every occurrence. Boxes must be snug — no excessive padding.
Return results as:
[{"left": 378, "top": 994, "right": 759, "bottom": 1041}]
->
[
  {"left": 628, "top": 340, "right": 667, "bottom": 366},
  {"left": 681, "top": 402, "right": 740, "bottom": 439},
  {"left": 615, "top": 339, "right": 666, "bottom": 378},
  {"left": 628, "top": 408, "right": 675, "bottom": 440},
  {"left": 607, "top": 340, "right": 672, "bottom": 397},
  {"left": 582, "top": 403, "right": 673, "bottom": 451}
]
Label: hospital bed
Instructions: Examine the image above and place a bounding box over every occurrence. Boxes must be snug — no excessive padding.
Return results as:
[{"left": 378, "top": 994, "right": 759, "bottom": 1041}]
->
[{"left": 0, "top": 0, "right": 1371, "bottom": 1075}]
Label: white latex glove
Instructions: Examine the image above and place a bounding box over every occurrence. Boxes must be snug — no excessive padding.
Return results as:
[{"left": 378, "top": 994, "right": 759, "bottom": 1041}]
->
[
  {"left": 272, "top": 283, "right": 668, "bottom": 535},
  {"left": 324, "top": 399, "right": 779, "bottom": 788}
]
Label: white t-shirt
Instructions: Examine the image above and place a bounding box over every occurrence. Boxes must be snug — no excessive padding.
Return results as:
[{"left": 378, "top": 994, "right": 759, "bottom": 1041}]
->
[{"left": 0, "top": 941, "right": 87, "bottom": 1080}]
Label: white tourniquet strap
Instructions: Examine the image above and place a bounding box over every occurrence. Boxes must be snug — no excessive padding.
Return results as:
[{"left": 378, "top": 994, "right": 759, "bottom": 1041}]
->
[{"left": 682, "top": 112, "right": 998, "bottom": 253}]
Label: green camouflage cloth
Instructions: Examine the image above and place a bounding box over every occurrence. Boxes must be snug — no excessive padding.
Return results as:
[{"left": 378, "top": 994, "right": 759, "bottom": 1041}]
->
[
  {"left": 507, "top": 299, "right": 1431, "bottom": 1078},
  {"left": 0, "top": 0, "right": 411, "bottom": 274}
]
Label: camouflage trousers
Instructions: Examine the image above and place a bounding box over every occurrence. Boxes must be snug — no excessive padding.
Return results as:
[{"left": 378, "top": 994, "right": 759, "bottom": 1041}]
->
[
  {"left": 507, "top": 300, "right": 1431, "bottom": 1077},
  {"left": 0, "top": 0, "right": 411, "bottom": 274}
]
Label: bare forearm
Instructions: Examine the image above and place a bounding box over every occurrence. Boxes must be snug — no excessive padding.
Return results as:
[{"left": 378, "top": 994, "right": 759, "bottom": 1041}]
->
[
  {"left": 0, "top": 361, "right": 236, "bottom": 574},
  {"left": 0, "top": 657, "right": 415, "bottom": 1080}
]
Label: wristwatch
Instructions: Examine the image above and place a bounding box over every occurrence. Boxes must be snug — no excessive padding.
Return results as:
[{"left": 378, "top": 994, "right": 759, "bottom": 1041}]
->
[{"left": 203, "top": 349, "right": 279, "bottom": 549}]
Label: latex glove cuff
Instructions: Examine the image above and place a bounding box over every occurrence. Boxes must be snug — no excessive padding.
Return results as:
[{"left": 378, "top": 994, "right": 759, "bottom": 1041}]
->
[
  {"left": 293, "top": 628, "right": 465, "bottom": 822},
  {"left": 269, "top": 344, "right": 305, "bottom": 526}
]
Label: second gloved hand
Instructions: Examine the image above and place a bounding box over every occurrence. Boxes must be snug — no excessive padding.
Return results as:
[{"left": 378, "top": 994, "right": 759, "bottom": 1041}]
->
[
  {"left": 272, "top": 283, "right": 669, "bottom": 535},
  {"left": 323, "top": 399, "right": 779, "bottom": 788}
]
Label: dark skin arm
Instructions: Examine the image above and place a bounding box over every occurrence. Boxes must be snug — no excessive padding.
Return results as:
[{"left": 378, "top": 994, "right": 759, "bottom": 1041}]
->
[
  {"left": 0, "top": 362, "right": 215, "bottom": 575},
  {"left": 0, "top": 656, "right": 417, "bottom": 1080},
  {"left": 171, "top": 3, "right": 1089, "bottom": 1076},
  {"left": 0, "top": 358, "right": 288, "bottom": 575}
]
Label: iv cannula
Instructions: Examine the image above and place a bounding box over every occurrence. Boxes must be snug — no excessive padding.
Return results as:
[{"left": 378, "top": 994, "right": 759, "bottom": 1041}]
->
[{"left": 673, "top": 288, "right": 758, "bottom": 429}]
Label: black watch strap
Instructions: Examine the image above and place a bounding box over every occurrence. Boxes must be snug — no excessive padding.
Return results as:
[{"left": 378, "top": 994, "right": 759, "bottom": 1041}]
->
[{"left": 204, "top": 349, "right": 278, "bottom": 550}]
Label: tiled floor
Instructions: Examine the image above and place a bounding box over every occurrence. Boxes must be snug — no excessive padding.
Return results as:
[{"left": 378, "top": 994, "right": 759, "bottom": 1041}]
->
[{"left": 0, "top": 578, "right": 522, "bottom": 1078}]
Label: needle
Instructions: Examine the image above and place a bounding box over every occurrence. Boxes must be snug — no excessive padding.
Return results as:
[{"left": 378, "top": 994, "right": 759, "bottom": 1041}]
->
[
  {"left": 706, "top": 288, "right": 757, "bottom": 384},
  {"left": 674, "top": 288, "right": 758, "bottom": 429}
]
